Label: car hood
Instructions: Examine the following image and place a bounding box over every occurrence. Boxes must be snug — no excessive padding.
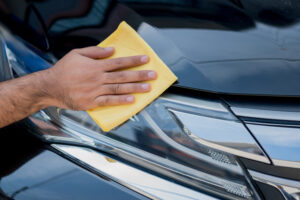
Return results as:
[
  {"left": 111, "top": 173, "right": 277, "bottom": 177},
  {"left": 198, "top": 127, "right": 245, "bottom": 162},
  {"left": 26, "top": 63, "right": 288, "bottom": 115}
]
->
[
  {"left": 33, "top": 1, "right": 300, "bottom": 97},
  {"left": 137, "top": 22, "right": 300, "bottom": 97}
]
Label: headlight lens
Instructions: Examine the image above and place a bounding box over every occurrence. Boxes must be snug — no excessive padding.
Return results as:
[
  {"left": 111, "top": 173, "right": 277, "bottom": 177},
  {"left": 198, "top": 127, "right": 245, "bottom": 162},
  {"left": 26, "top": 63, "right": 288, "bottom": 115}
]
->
[
  {"left": 0, "top": 23, "right": 268, "bottom": 199},
  {"left": 35, "top": 96, "right": 260, "bottom": 199}
]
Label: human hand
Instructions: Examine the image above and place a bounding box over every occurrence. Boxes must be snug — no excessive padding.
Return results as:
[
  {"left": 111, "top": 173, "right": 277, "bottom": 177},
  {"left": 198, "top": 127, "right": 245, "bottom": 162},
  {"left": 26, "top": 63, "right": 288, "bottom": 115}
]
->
[{"left": 40, "top": 46, "right": 156, "bottom": 110}]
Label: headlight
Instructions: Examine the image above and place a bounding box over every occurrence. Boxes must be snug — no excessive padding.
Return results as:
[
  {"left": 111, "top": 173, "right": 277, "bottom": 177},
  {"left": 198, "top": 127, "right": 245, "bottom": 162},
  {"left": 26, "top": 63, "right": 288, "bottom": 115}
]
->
[
  {"left": 1, "top": 23, "right": 288, "bottom": 200},
  {"left": 41, "top": 95, "right": 264, "bottom": 199}
]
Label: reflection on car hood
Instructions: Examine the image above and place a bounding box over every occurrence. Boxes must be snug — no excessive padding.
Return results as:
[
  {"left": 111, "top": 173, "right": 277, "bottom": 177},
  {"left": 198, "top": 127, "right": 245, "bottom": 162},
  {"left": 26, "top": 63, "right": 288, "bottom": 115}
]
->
[{"left": 138, "top": 22, "right": 300, "bottom": 97}]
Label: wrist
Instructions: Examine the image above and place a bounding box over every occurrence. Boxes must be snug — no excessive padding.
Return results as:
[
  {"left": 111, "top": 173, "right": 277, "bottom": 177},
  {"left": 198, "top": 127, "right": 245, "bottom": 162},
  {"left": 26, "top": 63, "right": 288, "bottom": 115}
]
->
[{"left": 34, "top": 69, "right": 58, "bottom": 109}]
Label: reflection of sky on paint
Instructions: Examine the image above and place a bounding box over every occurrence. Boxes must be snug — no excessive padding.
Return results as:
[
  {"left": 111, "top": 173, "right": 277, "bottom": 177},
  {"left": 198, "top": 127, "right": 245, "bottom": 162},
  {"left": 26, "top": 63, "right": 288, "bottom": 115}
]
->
[
  {"left": 0, "top": 151, "right": 144, "bottom": 200},
  {"left": 138, "top": 22, "right": 300, "bottom": 95},
  {"left": 157, "top": 22, "right": 300, "bottom": 86},
  {"left": 248, "top": 124, "right": 300, "bottom": 161},
  {"left": 158, "top": 22, "right": 300, "bottom": 62},
  {"left": 0, "top": 151, "right": 75, "bottom": 196}
]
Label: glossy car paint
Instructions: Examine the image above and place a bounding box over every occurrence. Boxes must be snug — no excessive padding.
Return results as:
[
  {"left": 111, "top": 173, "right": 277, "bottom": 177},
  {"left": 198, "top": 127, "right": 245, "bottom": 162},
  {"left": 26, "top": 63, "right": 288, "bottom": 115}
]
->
[
  {"left": 1, "top": 0, "right": 300, "bottom": 96},
  {"left": 0, "top": 125, "right": 149, "bottom": 200}
]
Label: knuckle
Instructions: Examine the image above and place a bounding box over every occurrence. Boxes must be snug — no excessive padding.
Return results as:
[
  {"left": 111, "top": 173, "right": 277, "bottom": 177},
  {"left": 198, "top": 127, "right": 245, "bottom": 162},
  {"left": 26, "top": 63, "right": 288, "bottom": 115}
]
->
[
  {"left": 113, "top": 58, "right": 123, "bottom": 67},
  {"left": 102, "top": 72, "right": 109, "bottom": 81},
  {"left": 104, "top": 97, "right": 110, "bottom": 105},
  {"left": 133, "top": 84, "right": 141, "bottom": 91},
  {"left": 100, "top": 71, "right": 109, "bottom": 82},
  {"left": 119, "top": 96, "right": 127, "bottom": 103},
  {"left": 138, "top": 71, "right": 147, "bottom": 79},
  {"left": 104, "top": 61, "right": 114, "bottom": 69},
  {"left": 97, "top": 97, "right": 106, "bottom": 106},
  {"left": 111, "top": 84, "right": 121, "bottom": 94},
  {"left": 134, "top": 56, "right": 141, "bottom": 64},
  {"left": 70, "top": 49, "right": 80, "bottom": 54},
  {"left": 117, "top": 72, "right": 127, "bottom": 82},
  {"left": 96, "top": 69, "right": 105, "bottom": 77}
]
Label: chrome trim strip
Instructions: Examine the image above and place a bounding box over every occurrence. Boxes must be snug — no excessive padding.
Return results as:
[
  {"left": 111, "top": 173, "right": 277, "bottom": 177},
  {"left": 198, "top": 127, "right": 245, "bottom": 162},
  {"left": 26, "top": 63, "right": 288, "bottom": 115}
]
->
[
  {"left": 52, "top": 144, "right": 219, "bottom": 200},
  {"left": 161, "top": 94, "right": 229, "bottom": 114},
  {"left": 231, "top": 107, "right": 300, "bottom": 122},
  {"left": 249, "top": 170, "right": 300, "bottom": 200},
  {"left": 273, "top": 159, "right": 300, "bottom": 169},
  {"left": 249, "top": 170, "right": 300, "bottom": 188}
]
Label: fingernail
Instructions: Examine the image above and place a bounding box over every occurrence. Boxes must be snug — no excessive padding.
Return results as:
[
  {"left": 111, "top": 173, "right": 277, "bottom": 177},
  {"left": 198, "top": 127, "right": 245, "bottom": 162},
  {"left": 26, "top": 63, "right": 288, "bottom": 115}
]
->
[
  {"left": 126, "top": 96, "right": 134, "bottom": 102},
  {"left": 104, "top": 47, "right": 114, "bottom": 51},
  {"left": 141, "top": 83, "right": 150, "bottom": 90},
  {"left": 140, "top": 55, "right": 149, "bottom": 63},
  {"left": 148, "top": 71, "right": 156, "bottom": 79}
]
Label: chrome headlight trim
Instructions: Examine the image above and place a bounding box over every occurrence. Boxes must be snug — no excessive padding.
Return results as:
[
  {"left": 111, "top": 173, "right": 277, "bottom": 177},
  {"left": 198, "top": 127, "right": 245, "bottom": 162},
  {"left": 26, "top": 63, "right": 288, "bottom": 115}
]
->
[
  {"left": 231, "top": 106, "right": 300, "bottom": 123},
  {"left": 249, "top": 170, "right": 300, "bottom": 200},
  {"left": 52, "top": 144, "right": 219, "bottom": 200}
]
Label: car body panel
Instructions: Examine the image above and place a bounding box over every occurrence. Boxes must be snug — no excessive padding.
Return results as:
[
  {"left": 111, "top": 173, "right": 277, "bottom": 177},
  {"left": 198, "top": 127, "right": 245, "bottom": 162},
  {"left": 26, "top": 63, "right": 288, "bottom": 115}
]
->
[{"left": 0, "top": 125, "right": 149, "bottom": 200}]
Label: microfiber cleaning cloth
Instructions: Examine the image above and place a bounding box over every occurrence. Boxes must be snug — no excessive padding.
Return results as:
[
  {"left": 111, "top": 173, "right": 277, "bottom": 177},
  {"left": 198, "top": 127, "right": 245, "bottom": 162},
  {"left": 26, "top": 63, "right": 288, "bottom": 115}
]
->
[{"left": 87, "top": 21, "right": 177, "bottom": 132}]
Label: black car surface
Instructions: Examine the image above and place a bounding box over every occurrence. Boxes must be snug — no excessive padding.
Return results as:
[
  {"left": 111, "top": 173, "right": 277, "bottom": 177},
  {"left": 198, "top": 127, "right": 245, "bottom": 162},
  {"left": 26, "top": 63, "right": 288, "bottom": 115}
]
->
[{"left": 0, "top": 0, "right": 299, "bottom": 199}]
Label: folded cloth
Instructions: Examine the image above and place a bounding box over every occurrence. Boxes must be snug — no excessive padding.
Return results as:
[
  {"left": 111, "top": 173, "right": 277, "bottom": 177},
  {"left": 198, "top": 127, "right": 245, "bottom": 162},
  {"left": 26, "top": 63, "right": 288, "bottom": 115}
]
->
[{"left": 87, "top": 21, "right": 177, "bottom": 132}]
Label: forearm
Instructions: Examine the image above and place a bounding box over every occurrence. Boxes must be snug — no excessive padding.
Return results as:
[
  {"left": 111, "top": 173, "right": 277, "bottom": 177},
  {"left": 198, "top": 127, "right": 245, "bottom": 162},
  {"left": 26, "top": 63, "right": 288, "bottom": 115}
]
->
[{"left": 0, "top": 70, "right": 51, "bottom": 128}]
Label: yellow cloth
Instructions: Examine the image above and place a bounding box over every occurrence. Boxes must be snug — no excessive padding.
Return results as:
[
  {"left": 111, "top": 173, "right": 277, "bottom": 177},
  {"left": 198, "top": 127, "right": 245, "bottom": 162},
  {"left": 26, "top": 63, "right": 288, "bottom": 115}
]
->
[{"left": 87, "top": 21, "right": 177, "bottom": 132}]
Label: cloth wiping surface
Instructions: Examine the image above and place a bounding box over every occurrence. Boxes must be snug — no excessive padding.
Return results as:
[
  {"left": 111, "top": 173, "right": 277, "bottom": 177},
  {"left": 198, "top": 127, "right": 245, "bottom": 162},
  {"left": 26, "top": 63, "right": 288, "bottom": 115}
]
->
[{"left": 87, "top": 21, "right": 177, "bottom": 132}]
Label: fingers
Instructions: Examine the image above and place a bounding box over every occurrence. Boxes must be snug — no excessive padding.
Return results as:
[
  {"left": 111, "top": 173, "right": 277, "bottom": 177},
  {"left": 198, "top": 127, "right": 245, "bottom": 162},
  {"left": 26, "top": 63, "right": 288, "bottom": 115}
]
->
[
  {"left": 101, "top": 83, "right": 151, "bottom": 95},
  {"left": 101, "top": 55, "right": 149, "bottom": 71},
  {"left": 104, "top": 70, "right": 157, "bottom": 84},
  {"left": 95, "top": 95, "right": 135, "bottom": 106},
  {"left": 73, "top": 46, "right": 114, "bottom": 59}
]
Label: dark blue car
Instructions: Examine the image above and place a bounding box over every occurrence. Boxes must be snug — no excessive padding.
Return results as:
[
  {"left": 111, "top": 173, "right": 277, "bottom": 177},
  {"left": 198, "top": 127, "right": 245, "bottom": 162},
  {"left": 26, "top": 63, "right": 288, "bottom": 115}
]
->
[{"left": 0, "top": 0, "right": 299, "bottom": 199}]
